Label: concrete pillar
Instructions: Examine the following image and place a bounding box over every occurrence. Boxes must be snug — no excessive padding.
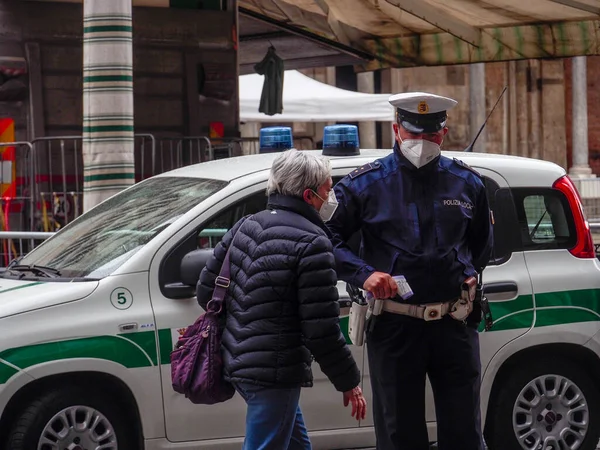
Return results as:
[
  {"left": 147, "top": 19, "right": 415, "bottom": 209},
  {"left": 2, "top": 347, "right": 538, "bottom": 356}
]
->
[
  {"left": 239, "top": 122, "right": 259, "bottom": 154},
  {"left": 324, "top": 67, "right": 336, "bottom": 128},
  {"left": 528, "top": 60, "right": 541, "bottom": 160},
  {"left": 507, "top": 61, "right": 518, "bottom": 156},
  {"left": 380, "top": 68, "right": 402, "bottom": 148},
  {"left": 310, "top": 67, "right": 336, "bottom": 144},
  {"left": 357, "top": 71, "right": 376, "bottom": 149},
  {"left": 540, "top": 60, "right": 567, "bottom": 169},
  {"left": 83, "top": 0, "right": 135, "bottom": 211},
  {"left": 569, "top": 56, "right": 593, "bottom": 178},
  {"left": 469, "top": 63, "right": 486, "bottom": 152},
  {"left": 515, "top": 61, "right": 529, "bottom": 158}
]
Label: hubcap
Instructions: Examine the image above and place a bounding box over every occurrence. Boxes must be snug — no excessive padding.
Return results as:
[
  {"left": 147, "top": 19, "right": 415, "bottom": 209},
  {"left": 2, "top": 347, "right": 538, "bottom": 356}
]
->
[
  {"left": 512, "top": 374, "right": 589, "bottom": 450},
  {"left": 37, "top": 405, "right": 118, "bottom": 450}
]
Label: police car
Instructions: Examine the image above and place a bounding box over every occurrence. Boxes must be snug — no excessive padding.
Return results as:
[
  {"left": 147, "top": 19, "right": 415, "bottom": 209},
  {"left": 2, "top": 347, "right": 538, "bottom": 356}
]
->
[{"left": 0, "top": 125, "right": 598, "bottom": 450}]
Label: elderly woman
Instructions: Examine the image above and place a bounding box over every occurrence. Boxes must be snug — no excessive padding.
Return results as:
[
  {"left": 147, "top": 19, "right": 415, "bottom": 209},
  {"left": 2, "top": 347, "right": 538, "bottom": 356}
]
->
[{"left": 197, "top": 149, "right": 366, "bottom": 450}]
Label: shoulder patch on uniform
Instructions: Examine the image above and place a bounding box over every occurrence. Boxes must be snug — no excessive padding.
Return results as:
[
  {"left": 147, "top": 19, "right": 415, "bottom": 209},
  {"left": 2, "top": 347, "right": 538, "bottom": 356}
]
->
[
  {"left": 348, "top": 162, "right": 380, "bottom": 179},
  {"left": 453, "top": 158, "right": 481, "bottom": 177}
]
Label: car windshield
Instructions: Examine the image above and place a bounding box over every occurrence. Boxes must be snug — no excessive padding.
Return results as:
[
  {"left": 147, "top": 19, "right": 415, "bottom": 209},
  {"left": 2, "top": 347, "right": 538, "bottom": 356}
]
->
[{"left": 16, "top": 177, "right": 227, "bottom": 279}]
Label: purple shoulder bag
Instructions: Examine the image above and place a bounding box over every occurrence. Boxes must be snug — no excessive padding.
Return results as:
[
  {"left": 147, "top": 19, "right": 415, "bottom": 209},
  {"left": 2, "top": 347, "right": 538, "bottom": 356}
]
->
[{"left": 170, "top": 233, "right": 239, "bottom": 405}]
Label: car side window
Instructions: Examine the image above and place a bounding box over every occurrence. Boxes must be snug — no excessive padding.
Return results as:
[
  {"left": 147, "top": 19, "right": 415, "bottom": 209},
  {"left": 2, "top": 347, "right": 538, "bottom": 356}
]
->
[
  {"left": 483, "top": 177, "right": 503, "bottom": 265},
  {"left": 160, "top": 176, "right": 350, "bottom": 297},
  {"left": 158, "top": 190, "right": 269, "bottom": 297},
  {"left": 511, "top": 188, "right": 577, "bottom": 250},
  {"left": 482, "top": 177, "right": 521, "bottom": 265},
  {"left": 197, "top": 176, "right": 347, "bottom": 250},
  {"left": 197, "top": 191, "right": 268, "bottom": 249}
]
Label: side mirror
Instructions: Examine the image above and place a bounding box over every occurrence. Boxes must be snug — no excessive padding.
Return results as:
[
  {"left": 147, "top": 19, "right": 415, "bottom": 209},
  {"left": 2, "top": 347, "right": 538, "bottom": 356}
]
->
[
  {"left": 162, "top": 248, "right": 215, "bottom": 299},
  {"left": 181, "top": 248, "right": 214, "bottom": 286}
]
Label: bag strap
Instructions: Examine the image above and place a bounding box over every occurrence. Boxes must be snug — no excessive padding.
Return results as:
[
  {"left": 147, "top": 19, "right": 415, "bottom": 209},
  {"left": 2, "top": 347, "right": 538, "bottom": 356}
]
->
[{"left": 206, "top": 216, "right": 250, "bottom": 313}]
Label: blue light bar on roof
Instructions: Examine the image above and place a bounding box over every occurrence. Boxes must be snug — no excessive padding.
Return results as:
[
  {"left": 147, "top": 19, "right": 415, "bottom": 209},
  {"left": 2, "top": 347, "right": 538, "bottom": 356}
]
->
[
  {"left": 259, "top": 127, "right": 293, "bottom": 153},
  {"left": 322, "top": 124, "right": 360, "bottom": 157}
]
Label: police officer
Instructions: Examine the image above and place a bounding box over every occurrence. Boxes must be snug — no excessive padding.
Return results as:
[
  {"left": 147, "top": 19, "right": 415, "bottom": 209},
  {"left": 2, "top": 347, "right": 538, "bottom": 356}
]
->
[{"left": 326, "top": 92, "right": 493, "bottom": 450}]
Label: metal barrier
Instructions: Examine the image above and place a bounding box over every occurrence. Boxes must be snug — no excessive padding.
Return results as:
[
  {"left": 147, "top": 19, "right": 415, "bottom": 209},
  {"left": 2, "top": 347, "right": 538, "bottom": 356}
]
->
[
  {"left": 32, "top": 133, "right": 159, "bottom": 186},
  {"left": 31, "top": 136, "right": 83, "bottom": 231},
  {"left": 135, "top": 133, "right": 157, "bottom": 180},
  {"left": 0, "top": 231, "right": 52, "bottom": 267},
  {"left": 571, "top": 178, "right": 600, "bottom": 221},
  {"left": 0, "top": 141, "right": 35, "bottom": 234},
  {"left": 203, "top": 137, "right": 242, "bottom": 159},
  {"left": 0, "top": 228, "right": 229, "bottom": 267},
  {"left": 29, "top": 134, "right": 162, "bottom": 230},
  {"left": 0, "top": 133, "right": 321, "bottom": 235},
  {"left": 22, "top": 134, "right": 217, "bottom": 232},
  {"left": 156, "top": 137, "right": 213, "bottom": 172}
]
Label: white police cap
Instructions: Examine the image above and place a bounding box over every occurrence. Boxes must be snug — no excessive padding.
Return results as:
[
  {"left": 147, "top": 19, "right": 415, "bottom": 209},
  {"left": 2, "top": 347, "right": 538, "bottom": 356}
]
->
[{"left": 388, "top": 92, "right": 458, "bottom": 134}]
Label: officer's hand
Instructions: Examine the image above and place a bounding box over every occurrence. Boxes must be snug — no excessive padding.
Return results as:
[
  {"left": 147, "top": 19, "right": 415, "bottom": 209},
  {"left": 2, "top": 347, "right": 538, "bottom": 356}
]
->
[
  {"left": 343, "top": 385, "right": 367, "bottom": 421},
  {"left": 363, "top": 272, "right": 398, "bottom": 299}
]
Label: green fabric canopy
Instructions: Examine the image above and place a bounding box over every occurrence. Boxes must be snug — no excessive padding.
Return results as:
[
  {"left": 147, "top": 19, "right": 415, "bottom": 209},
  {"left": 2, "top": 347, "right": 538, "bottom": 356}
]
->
[{"left": 240, "top": 0, "right": 600, "bottom": 68}]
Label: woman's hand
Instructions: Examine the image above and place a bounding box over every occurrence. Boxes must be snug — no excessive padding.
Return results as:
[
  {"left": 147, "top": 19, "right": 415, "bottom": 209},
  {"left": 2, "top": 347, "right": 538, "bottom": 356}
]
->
[{"left": 343, "top": 385, "right": 367, "bottom": 421}]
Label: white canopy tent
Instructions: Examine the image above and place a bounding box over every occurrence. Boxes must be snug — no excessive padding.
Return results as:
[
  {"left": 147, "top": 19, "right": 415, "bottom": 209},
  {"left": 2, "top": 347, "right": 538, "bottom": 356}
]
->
[{"left": 239, "top": 70, "right": 395, "bottom": 123}]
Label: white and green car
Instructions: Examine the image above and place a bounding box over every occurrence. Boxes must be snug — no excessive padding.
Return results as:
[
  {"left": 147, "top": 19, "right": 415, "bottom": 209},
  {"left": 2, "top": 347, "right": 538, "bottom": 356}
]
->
[{"left": 0, "top": 149, "right": 598, "bottom": 450}]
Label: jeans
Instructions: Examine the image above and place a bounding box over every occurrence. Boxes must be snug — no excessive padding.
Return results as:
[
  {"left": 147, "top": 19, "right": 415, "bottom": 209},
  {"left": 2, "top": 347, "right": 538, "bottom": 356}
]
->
[{"left": 234, "top": 382, "right": 312, "bottom": 450}]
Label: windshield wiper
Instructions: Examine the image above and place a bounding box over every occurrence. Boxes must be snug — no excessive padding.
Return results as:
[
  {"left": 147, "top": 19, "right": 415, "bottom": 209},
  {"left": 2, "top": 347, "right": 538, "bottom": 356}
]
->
[
  {"left": 8, "top": 264, "right": 62, "bottom": 278},
  {"left": 529, "top": 210, "right": 548, "bottom": 239}
]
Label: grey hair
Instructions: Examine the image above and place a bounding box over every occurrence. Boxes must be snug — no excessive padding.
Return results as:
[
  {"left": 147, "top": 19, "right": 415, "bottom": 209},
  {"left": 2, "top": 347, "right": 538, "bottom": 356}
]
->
[{"left": 266, "top": 149, "right": 332, "bottom": 197}]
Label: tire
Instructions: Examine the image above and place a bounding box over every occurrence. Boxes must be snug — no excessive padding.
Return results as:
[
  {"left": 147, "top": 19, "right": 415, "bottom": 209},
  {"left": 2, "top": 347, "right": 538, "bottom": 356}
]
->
[
  {"left": 6, "top": 387, "right": 138, "bottom": 450},
  {"left": 487, "top": 357, "right": 600, "bottom": 450}
]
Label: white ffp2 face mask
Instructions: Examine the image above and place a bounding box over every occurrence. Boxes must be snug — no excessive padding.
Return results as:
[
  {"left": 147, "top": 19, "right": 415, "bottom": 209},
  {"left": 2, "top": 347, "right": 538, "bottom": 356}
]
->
[
  {"left": 314, "top": 190, "right": 339, "bottom": 222},
  {"left": 400, "top": 139, "right": 441, "bottom": 168}
]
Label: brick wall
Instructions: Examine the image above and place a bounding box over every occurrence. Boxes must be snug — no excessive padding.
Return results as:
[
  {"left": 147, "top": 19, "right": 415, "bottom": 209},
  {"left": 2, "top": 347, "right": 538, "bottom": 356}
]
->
[
  {"left": 0, "top": 2, "right": 238, "bottom": 140},
  {"left": 564, "top": 56, "right": 600, "bottom": 174}
]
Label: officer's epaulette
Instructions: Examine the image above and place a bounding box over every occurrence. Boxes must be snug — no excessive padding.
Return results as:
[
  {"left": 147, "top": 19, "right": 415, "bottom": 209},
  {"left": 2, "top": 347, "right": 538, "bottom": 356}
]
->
[
  {"left": 453, "top": 158, "right": 482, "bottom": 178},
  {"left": 348, "top": 161, "right": 381, "bottom": 180}
]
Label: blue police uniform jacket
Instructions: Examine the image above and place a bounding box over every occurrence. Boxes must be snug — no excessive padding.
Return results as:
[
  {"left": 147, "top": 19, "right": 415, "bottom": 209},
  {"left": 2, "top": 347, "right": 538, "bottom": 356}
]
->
[{"left": 327, "top": 143, "right": 494, "bottom": 305}]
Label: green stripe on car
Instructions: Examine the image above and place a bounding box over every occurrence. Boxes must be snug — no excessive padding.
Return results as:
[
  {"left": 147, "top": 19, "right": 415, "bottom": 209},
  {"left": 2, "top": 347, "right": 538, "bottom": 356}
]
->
[{"left": 0, "top": 287, "right": 599, "bottom": 384}]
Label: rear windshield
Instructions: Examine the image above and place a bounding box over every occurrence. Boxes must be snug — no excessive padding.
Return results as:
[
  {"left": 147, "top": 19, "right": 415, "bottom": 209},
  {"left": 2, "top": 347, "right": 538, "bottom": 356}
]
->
[
  {"left": 17, "top": 177, "right": 227, "bottom": 279},
  {"left": 511, "top": 187, "right": 577, "bottom": 251}
]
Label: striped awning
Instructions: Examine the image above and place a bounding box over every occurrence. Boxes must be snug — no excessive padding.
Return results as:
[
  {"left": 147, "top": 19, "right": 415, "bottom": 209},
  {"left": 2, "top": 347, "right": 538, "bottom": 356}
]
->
[{"left": 238, "top": 0, "right": 600, "bottom": 69}]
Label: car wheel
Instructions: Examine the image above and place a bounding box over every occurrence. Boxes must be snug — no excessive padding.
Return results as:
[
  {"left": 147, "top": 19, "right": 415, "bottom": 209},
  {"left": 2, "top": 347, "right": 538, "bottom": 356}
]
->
[
  {"left": 7, "top": 387, "right": 138, "bottom": 450},
  {"left": 487, "top": 358, "right": 600, "bottom": 450}
]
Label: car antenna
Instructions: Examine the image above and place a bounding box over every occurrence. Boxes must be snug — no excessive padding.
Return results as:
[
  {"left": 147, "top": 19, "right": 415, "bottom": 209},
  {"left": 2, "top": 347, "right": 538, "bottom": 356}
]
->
[{"left": 464, "top": 85, "right": 508, "bottom": 152}]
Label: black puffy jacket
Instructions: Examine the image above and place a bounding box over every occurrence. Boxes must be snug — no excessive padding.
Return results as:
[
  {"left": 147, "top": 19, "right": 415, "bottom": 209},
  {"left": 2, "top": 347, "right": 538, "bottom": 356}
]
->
[{"left": 197, "top": 194, "right": 360, "bottom": 393}]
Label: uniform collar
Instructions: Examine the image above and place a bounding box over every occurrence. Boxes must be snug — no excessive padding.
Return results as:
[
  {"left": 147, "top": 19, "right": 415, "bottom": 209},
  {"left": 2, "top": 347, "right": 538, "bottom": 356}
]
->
[{"left": 267, "top": 194, "right": 331, "bottom": 236}]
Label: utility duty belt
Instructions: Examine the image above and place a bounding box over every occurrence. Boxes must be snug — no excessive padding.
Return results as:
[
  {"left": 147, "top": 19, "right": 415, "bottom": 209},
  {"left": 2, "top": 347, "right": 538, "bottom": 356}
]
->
[
  {"left": 377, "top": 275, "right": 476, "bottom": 321},
  {"left": 381, "top": 298, "right": 457, "bottom": 320},
  {"left": 347, "top": 275, "right": 493, "bottom": 347}
]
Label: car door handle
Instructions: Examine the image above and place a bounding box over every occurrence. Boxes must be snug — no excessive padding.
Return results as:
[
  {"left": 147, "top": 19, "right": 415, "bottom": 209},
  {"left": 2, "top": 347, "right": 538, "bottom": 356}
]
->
[
  {"left": 484, "top": 282, "right": 518, "bottom": 294},
  {"left": 483, "top": 282, "right": 518, "bottom": 301}
]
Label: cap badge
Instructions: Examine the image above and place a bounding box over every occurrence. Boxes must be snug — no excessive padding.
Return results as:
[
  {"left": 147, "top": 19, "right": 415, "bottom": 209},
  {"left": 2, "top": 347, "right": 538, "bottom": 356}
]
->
[{"left": 417, "top": 101, "right": 429, "bottom": 114}]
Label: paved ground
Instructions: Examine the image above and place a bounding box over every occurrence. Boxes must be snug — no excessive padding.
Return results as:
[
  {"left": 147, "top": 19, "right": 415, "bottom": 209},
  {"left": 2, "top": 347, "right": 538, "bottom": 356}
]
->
[{"left": 345, "top": 442, "right": 600, "bottom": 449}]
